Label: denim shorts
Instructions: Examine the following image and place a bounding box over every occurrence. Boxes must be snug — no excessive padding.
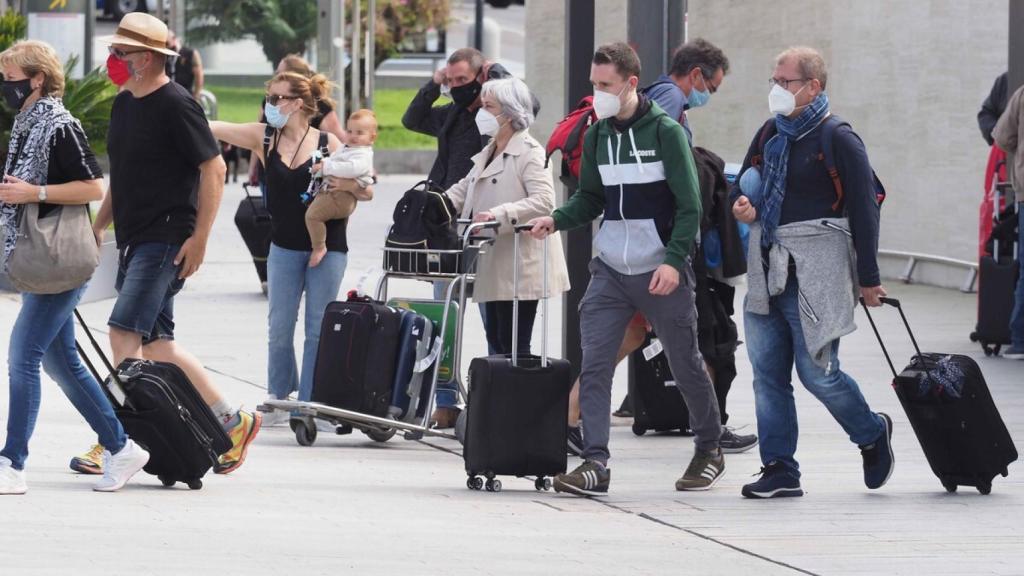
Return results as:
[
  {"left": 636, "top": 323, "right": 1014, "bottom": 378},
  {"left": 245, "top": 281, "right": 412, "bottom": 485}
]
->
[{"left": 108, "top": 242, "right": 185, "bottom": 345}]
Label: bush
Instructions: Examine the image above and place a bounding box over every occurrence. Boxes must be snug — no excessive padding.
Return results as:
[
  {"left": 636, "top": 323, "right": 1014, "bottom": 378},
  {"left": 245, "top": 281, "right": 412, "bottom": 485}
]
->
[{"left": 61, "top": 56, "right": 117, "bottom": 155}]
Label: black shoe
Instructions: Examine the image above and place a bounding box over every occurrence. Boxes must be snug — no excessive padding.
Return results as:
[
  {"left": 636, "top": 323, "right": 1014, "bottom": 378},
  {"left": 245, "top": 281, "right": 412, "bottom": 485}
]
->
[
  {"left": 720, "top": 426, "right": 758, "bottom": 454},
  {"left": 741, "top": 461, "right": 803, "bottom": 499},
  {"left": 566, "top": 425, "right": 584, "bottom": 457},
  {"left": 860, "top": 413, "right": 895, "bottom": 489}
]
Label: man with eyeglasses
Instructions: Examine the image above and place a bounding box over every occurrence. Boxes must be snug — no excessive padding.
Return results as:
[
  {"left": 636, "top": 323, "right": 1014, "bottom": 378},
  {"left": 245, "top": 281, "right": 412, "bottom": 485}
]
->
[
  {"left": 71, "top": 13, "right": 262, "bottom": 478},
  {"left": 730, "top": 46, "right": 893, "bottom": 499}
]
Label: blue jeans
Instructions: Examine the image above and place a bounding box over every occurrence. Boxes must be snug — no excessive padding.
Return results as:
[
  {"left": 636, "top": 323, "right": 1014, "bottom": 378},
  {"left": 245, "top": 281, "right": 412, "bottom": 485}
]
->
[
  {"left": 1011, "top": 205, "right": 1024, "bottom": 347},
  {"left": 2, "top": 285, "right": 126, "bottom": 470},
  {"left": 267, "top": 243, "right": 347, "bottom": 402},
  {"left": 745, "top": 277, "right": 883, "bottom": 477}
]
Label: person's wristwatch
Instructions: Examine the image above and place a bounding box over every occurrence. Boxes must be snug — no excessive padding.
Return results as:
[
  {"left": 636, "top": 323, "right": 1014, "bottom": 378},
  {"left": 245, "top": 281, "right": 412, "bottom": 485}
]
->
[{"left": 37, "top": 185, "right": 47, "bottom": 202}]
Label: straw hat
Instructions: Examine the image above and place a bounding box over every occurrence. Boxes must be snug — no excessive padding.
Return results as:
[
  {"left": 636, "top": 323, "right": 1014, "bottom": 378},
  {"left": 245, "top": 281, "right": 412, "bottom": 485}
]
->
[{"left": 97, "top": 12, "right": 178, "bottom": 56}]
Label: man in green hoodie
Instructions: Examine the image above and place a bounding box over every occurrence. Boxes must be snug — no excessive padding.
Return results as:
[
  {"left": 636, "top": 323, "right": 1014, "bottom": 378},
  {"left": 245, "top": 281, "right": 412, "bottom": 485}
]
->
[{"left": 528, "top": 42, "right": 723, "bottom": 496}]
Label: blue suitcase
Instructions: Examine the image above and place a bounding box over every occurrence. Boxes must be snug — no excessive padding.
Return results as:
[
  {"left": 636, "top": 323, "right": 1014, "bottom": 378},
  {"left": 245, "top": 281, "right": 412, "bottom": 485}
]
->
[{"left": 389, "top": 309, "right": 440, "bottom": 421}]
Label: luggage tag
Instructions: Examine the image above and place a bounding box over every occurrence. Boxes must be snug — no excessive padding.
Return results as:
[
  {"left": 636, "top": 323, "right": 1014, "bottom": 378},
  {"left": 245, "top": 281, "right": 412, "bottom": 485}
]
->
[
  {"left": 105, "top": 376, "right": 132, "bottom": 409},
  {"left": 642, "top": 338, "right": 664, "bottom": 361}
]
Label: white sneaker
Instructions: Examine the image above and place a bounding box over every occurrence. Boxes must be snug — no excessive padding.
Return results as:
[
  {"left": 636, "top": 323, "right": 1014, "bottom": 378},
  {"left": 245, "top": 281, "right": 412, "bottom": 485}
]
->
[
  {"left": 261, "top": 396, "right": 292, "bottom": 427},
  {"left": 93, "top": 439, "right": 150, "bottom": 492},
  {"left": 262, "top": 408, "right": 291, "bottom": 427},
  {"left": 0, "top": 456, "right": 27, "bottom": 495}
]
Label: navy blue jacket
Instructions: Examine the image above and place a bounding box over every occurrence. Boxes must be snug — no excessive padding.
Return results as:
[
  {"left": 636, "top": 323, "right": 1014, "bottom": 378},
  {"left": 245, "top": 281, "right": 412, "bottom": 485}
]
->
[{"left": 731, "top": 119, "right": 881, "bottom": 287}]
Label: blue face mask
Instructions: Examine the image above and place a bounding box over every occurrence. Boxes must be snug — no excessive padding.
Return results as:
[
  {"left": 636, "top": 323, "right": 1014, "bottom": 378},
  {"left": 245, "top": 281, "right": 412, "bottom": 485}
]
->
[
  {"left": 688, "top": 73, "right": 712, "bottom": 108},
  {"left": 264, "top": 102, "right": 291, "bottom": 129}
]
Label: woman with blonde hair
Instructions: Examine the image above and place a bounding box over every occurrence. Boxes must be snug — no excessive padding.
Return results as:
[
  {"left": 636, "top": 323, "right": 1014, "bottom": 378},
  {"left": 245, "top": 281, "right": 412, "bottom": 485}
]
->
[
  {"left": 0, "top": 40, "right": 149, "bottom": 494},
  {"left": 212, "top": 71, "right": 371, "bottom": 426}
]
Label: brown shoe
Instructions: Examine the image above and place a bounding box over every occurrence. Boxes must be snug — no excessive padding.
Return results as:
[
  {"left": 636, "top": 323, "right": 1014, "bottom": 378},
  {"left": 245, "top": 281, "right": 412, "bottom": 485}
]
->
[{"left": 431, "top": 407, "right": 461, "bottom": 429}]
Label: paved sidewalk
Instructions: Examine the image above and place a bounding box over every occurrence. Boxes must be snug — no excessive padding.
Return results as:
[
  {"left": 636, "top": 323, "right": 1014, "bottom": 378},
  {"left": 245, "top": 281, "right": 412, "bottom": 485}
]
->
[{"left": 0, "top": 176, "right": 1021, "bottom": 575}]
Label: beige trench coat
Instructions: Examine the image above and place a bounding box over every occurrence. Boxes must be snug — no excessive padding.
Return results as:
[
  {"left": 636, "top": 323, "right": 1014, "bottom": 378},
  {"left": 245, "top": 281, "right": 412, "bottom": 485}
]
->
[{"left": 445, "top": 130, "right": 571, "bottom": 303}]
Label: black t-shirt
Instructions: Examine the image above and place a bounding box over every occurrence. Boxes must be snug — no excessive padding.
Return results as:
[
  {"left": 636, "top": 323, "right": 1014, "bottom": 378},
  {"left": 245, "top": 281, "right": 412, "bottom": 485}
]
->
[
  {"left": 264, "top": 130, "right": 348, "bottom": 252},
  {"left": 171, "top": 46, "right": 197, "bottom": 93},
  {"left": 107, "top": 81, "right": 221, "bottom": 248},
  {"left": 32, "top": 123, "right": 103, "bottom": 218}
]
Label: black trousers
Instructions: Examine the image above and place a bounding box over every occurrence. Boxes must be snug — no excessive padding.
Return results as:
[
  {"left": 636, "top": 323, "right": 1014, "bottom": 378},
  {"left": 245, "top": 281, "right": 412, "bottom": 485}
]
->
[{"left": 483, "top": 300, "right": 539, "bottom": 356}]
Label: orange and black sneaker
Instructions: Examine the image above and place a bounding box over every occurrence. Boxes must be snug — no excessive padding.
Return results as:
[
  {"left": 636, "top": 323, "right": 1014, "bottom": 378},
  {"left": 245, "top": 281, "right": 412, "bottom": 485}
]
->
[
  {"left": 69, "top": 444, "right": 105, "bottom": 475},
  {"left": 214, "top": 410, "right": 262, "bottom": 475}
]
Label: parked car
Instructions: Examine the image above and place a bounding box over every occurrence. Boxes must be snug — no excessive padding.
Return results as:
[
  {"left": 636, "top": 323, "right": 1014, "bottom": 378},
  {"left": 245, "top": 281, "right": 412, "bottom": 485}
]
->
[{"left": 97, "top": 0, "right": 170, "bottom": 21}]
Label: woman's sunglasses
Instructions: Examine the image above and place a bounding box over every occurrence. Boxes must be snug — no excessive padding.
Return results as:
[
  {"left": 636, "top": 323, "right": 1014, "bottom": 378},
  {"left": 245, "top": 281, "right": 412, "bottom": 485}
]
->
[{"left": 266, "top": 94, "right": 298, "bottom": 105}]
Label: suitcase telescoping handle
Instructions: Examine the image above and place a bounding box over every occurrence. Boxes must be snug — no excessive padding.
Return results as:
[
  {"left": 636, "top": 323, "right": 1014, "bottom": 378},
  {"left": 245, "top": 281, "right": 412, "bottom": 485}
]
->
[
  {"left": 73, "top": 309, "right": 130, "bottom": 402},
  {"left": 511, "top": 221, "right": 549, "bottom": 368},
  {"left": 859, "top": 297, "right": 923, "bottom": 379},
  {"left": 992, "top": 186, "right": 1020, "bottom": 260}
]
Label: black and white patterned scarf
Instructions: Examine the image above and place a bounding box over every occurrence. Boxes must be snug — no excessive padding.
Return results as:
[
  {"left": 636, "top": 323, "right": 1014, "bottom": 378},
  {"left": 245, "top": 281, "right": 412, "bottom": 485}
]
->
[{"left": 0, "top": 97, "right": 79, "bottom": 268}]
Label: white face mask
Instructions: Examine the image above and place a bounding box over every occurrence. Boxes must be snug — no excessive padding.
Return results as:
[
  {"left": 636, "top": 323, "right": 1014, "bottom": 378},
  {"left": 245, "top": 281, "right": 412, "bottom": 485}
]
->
[
  {"left": 475, "top": 109, "right": 502, "bottom": 136},
  {"left": 768, "top": 83, "right": 808, "bottom": 116},
  {"left": 593, "top": 82, "right": 628, "bottom": 119}
]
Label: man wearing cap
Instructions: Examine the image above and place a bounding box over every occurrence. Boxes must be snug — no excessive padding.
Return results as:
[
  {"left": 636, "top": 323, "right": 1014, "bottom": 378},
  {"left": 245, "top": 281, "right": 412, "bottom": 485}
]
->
[{"left": 72, "top": 13, "right": 262, "bottom": 477}]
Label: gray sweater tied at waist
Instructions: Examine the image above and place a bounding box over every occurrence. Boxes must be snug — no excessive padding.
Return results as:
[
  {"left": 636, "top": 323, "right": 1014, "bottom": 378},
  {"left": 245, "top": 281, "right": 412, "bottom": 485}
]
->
[{"left": 746, "top": 218, "right": 859, "bottom": 370}]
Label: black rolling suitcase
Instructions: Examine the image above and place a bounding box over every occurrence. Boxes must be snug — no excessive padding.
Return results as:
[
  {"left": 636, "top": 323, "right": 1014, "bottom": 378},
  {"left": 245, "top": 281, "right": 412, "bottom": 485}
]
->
[
  {"left": 628, "top": 332, "right": 691, "bottom": 436},
  {"left": 970, "top": 185, "right": 1018, "bottom": 356},
  {"left": 74, "top": 311, "right": 231, "bottom": 490},
  {"left": 463, "top": 226, "right": 573, "bottom": 493},
  {"left": 234, "top": 184, "right": 272, "bottom": 288},
  {"left": 863, "top": 298, "right": 1017, "bottom": 494},
  {"left": 310, "top": 298, "right": 403, "bottom": 417}
]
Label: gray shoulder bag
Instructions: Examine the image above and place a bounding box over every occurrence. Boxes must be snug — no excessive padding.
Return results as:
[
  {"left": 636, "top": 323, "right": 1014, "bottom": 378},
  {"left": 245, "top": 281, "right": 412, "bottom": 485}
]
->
[{"left": 7, "top": 202, "right": 99, "bottom": 294}]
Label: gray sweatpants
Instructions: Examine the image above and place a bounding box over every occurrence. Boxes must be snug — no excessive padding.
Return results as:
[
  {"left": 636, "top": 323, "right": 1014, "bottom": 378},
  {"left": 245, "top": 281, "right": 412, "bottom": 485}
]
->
[{"left": 579, "top": 258, "right": 721, "bottom": 464}]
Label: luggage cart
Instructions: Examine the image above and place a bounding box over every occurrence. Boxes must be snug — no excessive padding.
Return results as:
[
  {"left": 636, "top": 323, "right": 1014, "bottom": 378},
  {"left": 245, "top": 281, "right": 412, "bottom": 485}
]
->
[{"left": 260, "top": 220, "right": 499, "bottom": 445}]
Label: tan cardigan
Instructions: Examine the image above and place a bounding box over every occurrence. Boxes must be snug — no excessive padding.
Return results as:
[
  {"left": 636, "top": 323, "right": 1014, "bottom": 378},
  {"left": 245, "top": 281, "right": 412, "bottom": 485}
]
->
[
  {"left": 994, "top": 83, "right": 1024, "bottom": 200},
  {"left": 444, "top": 130, "right": 571, "bottom": 302}
]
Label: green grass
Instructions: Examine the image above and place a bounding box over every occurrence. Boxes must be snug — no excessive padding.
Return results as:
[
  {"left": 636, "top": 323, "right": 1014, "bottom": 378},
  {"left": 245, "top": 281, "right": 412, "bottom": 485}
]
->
[{"left": 207, "top": 85, "right": 436, "bottom": 150}]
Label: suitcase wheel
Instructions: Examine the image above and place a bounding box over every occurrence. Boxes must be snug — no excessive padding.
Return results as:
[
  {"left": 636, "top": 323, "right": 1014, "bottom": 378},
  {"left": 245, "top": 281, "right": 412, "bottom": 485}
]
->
[
  {"left": 159, "top": 475, "right": 176, "bottom": 488},
  {"left": 977, "top": 482, "right": 992, "bottom": 496},
  {"left": 632, "top": 423, "right": 647, "bottom": 436},
  {"left": 187, "top": 479, "right": 203, "bottom": 490},
  {"left": 535, "top": 477, "right": 552, "bottom": 491},
  {"left": 293, "top": 418, "right": 317, "bottom": 446},
  {"left": 485, "top": 478, "right": 502, "bottom": 493},
  {"left": 363, "top": 418, "right": 398, "bottom": 443},
  {"left": 969, "top": 331, "right": 979, "bottom": 343},
  {"left": 941, "top": 480, "right": 957, "bottom": 493},
  {"left": 467, "top": 476, "right": 484, "bottom": 491}
]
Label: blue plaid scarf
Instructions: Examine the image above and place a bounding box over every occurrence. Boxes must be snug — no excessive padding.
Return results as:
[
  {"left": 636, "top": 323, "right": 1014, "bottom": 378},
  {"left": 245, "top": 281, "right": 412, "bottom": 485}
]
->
[{"left": 756, "top": 91, "right": 831, "bottom": 246}]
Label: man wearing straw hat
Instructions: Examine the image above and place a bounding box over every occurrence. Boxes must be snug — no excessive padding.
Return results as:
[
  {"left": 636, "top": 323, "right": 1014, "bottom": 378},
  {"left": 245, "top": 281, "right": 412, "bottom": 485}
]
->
[{"left": 68, "top": 13, "right": 262, "bottom": 477}]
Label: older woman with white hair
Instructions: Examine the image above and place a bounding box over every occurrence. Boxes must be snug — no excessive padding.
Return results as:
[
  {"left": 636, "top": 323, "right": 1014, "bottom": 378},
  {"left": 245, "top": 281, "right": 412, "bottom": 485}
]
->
[{"left": 444, "top": 77, "right": 570, "bottom": 355}]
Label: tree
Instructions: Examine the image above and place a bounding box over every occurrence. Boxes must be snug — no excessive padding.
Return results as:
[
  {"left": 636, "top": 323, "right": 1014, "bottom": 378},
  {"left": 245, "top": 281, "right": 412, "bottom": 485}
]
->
[
  {"left": 187, "top": 0, "right": 450, "bottom": 73},
  {"left": 187, "top": 0, "right": 317, "bottom": 69}
]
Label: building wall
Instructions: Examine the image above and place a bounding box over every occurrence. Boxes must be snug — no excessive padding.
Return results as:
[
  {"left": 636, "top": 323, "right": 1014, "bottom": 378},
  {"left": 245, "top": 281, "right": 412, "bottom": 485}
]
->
[{"left": 686, "top": 0, "right": 1008, "bottom": 287}]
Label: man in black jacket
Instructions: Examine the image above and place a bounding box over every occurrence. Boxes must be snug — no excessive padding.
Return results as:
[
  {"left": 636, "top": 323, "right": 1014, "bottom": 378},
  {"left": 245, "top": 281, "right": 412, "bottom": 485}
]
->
[
  {"left": 403, "top": 48, "right": 537, "bottom": 190},
  {"left": 979, "top": 72, "right": 1008, "bottom": 146}
]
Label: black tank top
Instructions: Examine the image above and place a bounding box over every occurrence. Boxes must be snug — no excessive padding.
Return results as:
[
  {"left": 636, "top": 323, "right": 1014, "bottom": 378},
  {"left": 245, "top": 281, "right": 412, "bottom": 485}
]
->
[{"left": 264, "top": 130, "right": 348, "bottom": 253}]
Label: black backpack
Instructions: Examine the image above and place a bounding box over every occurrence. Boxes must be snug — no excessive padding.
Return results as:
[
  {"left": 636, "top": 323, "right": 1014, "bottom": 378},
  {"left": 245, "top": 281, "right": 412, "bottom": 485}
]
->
[{"left": 385, "top": 180, "right": 460, "bottom": 274}]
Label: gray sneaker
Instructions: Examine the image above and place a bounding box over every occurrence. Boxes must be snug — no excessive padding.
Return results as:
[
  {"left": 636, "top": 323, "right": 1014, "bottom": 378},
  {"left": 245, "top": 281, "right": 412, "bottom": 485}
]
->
[
  {"left": 720, "top": 426, "right": 758, "bottom": 454},
  {"left": 1002, "top": 345, "right": 1024, "bottom": 360},
  {"left": 675, "top": 449, "right": 725, "bottom": 491},
  {"left": 553, "top": 460, "right": 610, "bottom": 497}
]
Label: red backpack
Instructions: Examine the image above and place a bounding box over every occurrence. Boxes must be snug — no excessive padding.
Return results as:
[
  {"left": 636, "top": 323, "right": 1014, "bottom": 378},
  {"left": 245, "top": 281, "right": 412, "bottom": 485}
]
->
[{"left": 545, "top": 96, "right": 597, "bottom": 188}]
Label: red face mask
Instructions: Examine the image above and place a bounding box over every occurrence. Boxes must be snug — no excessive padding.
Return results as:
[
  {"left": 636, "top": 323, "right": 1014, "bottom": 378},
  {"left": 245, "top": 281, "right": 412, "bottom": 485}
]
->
[{"left": 106, "top": 53, "right": 131, "bottom": 86}]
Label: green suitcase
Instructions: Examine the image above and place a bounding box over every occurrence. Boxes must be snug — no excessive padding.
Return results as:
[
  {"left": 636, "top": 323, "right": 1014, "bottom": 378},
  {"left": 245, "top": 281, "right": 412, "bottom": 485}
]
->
[{"left": 387, "top": 298, "right": 459, "bottom": 383}]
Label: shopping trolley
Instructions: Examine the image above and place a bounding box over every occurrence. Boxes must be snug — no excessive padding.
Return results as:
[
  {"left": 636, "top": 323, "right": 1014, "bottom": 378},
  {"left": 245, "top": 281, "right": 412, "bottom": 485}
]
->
[{"left": 260, "top": 219, "right": 499, "bottom": 445}]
